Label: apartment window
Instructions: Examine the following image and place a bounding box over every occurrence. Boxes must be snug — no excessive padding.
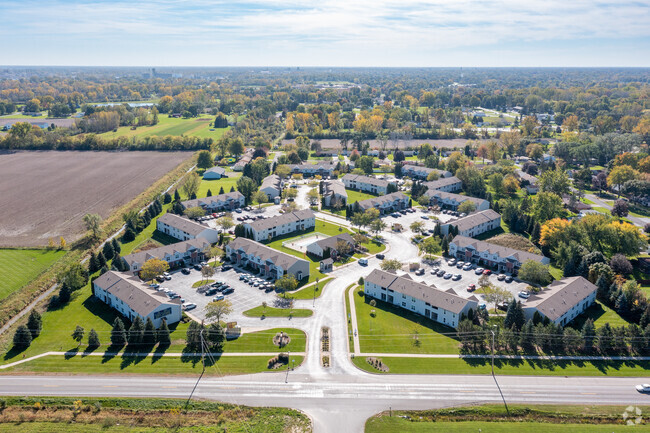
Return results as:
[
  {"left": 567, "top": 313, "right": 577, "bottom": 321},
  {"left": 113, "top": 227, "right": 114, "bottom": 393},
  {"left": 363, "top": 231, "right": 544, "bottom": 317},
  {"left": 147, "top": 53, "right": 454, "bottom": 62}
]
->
[
  {"left": 411, "top": 305, "right": 415, "bottom": 311},
  {"left": 401, "top": 302, "right": 406, "bottom": 307},
  {"left": 402, "top": 294, "right": 406, "bottom": 299}
]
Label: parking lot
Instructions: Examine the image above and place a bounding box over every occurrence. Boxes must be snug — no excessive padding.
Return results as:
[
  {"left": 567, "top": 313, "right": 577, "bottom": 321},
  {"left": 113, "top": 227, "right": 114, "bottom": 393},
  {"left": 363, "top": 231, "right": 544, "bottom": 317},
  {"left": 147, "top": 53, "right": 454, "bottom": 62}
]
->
[
  {"left": 385, "top": 207, "right": 457, "bottom": 234},
  {"left": 405, "top": 259, "right": 530, "bottom": 309},
  {"left": 203, "top": 203, "right": 285, "bottom": 232},
  {"left": 155, "top": 267, "right": 283, "bottom": 323}
]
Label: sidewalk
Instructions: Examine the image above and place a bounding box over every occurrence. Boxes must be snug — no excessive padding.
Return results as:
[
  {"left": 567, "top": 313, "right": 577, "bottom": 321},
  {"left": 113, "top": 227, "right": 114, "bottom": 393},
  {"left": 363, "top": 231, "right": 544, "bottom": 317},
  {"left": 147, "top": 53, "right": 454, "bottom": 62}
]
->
[
  {"left": 357, "top": 352, "right": 650, "bottom": 361},
  {"left": 347, "top": 286, "right": 361, "bottom": 355}
]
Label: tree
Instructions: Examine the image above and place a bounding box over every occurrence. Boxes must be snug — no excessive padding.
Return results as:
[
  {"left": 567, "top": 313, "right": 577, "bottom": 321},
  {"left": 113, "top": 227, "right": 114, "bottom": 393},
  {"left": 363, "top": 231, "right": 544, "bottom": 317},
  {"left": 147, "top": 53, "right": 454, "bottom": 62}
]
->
[
  {"left": 59, "top": 237, "right": 67, "bottom": 249},
  {"left": 157, "top": 319, "right": 171, "bottom": 345},
  {"left": 217, "top": 216, "right": 234, "bottom": 232},
  {"left": 110, "top": 317, "right": 127, "bottom": 347},
  {"left": 581, "top": 319, "right": 596, "bottom": 352},
  {"left": 504, "top": 299, "right": 525, "bottom": 331},
  {"left": 608, "top": 165, "right": 639, "bottom": 195},
  {"left": 457, "top": 200, "right": 477, "bottom": 214},
  {"left": 480, "top": 285, "right": 512, "bottom": 313},
  {"left": 57, "top": 262, "right": 88, "bottom": 292},
  {"left": 183, "top": 206, "right": 205, "bottom": 219},
  {"left": 275, "top": 274, "right": 299, "bottom": 295},
  {"left": 610, "top": 254, "right": 633, "bottom": 275},
  {"left": 275, "top": 164, "right": 291, "bottom": 179},
  {"left": 236, "top": 176, "right": 257, "bottom": 203},
  {"left": 518, "top": 260, "right": 552, "bottom": 286},
  {"left": 418, "top": 236, "right": 442, "bottom": 257},
  {"left": 13, "top": 325, "right": 32, "bottom": 349},
  {"left": 102, "top": 241, "right": 115, "bottom": 262},
  {"left": 526, "top": 142, "right": 543, "bottom": 159},
  {"left": 380, "top": 259, "right": 402, "bottom": 271},
  {"left": 369, "top": 218, "right": 386, "bottom": 237},
  {"left": 530, "top": 192, "right": 564, "bottom": 223},
  {"left": 83, "top": 213, "right": 102, "bottom": 241},
  {"left": 539, "top": 168, "right": 570, "bottom": 196},
  {"left": 72, "top": 325, "right": 85, "bottom": 347},
  {"left": 26, "top": 310, "right": 42, "bottom": 339},
  {"left": 205, "top": 299, "right": 233, "bottom": 324},
  {"left": 206, "top": 323, "right": 225, "bottom": 351},
  {"left": 140, "top": 258, "right": 169, "bottom": 283},
  {"left": 87, "top": 328, "right": 100, "bottom": 348},
  {"left": 201, "top": 264, "right": 215, "bottom": 284},
  {"left": 128, "top": 316, "right": 144, "bottom": 346},
  {"left": 196, "top": 150, "right": 213, "bottom": 169},
  {"left": 356, "top": 156, "right": 374, "bottom": 175},
  {"left": 181, "top": 172, "right": 201, "bottom": 199},
  {"left": 410, "top": 221, "right": 425, "bottom": 234},
  {"left": 228, "top": 138, "right": 245, "bottom": 157},
  {"left": 307, "top": 188, "right": 320, "bottom": 206},
  {"left": 611, "top": 199, "right": 629, "bottom": 219}
]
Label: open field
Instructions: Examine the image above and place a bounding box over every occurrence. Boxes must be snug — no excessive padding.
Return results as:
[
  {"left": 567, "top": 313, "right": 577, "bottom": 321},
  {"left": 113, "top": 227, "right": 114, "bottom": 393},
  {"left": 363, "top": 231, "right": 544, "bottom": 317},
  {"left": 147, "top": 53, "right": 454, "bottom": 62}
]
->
[
  {"left": 0, "top": 151, "right": 192, "bottom": 247},
  {"left": 98, "top": 115, "right": 228, "bottom": 141},
  {"left": 0, "top": 249, "right": 66, "bottom": 302},
  {"left": 0, "top": 117, "right": 75, "bottom": 128}
]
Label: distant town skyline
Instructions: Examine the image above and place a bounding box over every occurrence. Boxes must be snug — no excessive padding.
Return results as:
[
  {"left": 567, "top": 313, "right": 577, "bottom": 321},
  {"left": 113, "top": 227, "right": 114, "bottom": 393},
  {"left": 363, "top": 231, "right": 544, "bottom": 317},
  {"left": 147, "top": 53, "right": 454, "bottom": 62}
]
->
[{"left": 2, "top": 0, "right": 649, "bottom": 67}]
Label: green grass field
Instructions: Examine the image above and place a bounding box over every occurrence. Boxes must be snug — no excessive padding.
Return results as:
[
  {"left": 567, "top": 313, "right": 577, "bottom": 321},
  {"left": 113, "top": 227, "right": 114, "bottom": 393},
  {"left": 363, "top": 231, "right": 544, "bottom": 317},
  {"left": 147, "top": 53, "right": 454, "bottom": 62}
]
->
[
  {"left": 243, "top": 305, "right": 313, "bottom": 318},
  {"left": 97, "top": 115, "right": 229, "bottom": 141},
  {"left": 287, "top": 277, "right": 332, "bottom": 300},
  {"left": 345, "top": 189, "right": 377, "bottom": 205},
  {"left": 353, "top": 355, "right": 650, "bottom": 376},
  {"left": 196, "top": 172, "right": 242, "bottom": 200},
  {"left": 570, "top": 300, "right": 630, "bottom": 328},
  {"left": 0, "top": 248, "right": 66, "bottom": 302},
  {"left": 351, "top": 287, "right": 460, "bottom": 354},
  {"left": 366, "top": 419, "right": 648, "bottom": 432}
]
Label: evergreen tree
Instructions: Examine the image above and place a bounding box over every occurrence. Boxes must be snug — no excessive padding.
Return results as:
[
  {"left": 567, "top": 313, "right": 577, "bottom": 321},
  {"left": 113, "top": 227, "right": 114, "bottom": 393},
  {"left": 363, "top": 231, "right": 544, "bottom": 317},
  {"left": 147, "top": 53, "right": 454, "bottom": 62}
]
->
[
  {"left": 13, "top": 325, "right": 32, "bottom": 349},
  {"left": 97, "top": 251, "right": 107, "bottom": 268},
  {"left": 596, "top": 275, "right": 610, "bottom": 301},
  {"left": 122, "top": 227, "right": 136, "bottom": 243},
  {"left": 172, "top": 201, "right": 184, "bottom": 215},
  {"left": 88, "top": 328, "right": 100, "bottom": 348},
  {"left": 190, "top": 192, "right": 197, "bottom": 200},
  {"left": 174, "top": 190, "right": 181, "bottom": 202},
  {"left": 110, "top": 318, "right": 127, "bottom": 347},
  {"left": 640, "top": 306, "right": 650, "bottom": 329},
  {"left": 88, "top": 252, "right": 100, "bottom": 274},
  {"left": 157, "top": 319, "right": 171, "bottom": 345},
  {"left": 532, "top": 311, "right": 544, "bottom": 326},
  {"left": 185, "top": 321, "right": 204, "bottom": 352},
  {"left": 597, "top": 323, "right": 613, "bottom": 353},
  {"left": 102, "top": 241, "right": 115, "bottom": 261},
  {"left": 143, "top": 317, "right": 156, "bottom": 346},
  {"left": 112, "top": 238, "right": 121, "bottom": 254},
  {"left": 615, "top": 292, "right": 629, "bottom": 317},
  {"left": 163, "top": 192, "right": 172, "bottom": 204},
  {"left": 206, "top": 323, "right": 225, "bottom": 352},
  {"left": 519, "top": 320, "right": 535, "bottom": 352},
  {"left": 581, "top": 319, "right": 596, "bottom": 352},
  {"left": 441, "top": 237, "right": 449, "bottom": 255},
  {"left": 128, "top": 316, "right": 144, "bottom": 346},
  {"left": 531, "top": 223, "right": 541, "bottom": 243},
  {"left": 26, "top": 310, "right": 42, "bottom": 339},
  {"left": 230, "top": 186, "right": 235, "bottom": 192},
  {"left": 219, "top": 186, "right": 225, "bottom": 195},
  {"left": 58, "top": 284, "right": 72, "bottom": 304},
  {"left": 207, "top": 189, "right": 212, "bottom": 197},
  {"left": 503, "top": 299, "right": 517, "bottom": 330}
]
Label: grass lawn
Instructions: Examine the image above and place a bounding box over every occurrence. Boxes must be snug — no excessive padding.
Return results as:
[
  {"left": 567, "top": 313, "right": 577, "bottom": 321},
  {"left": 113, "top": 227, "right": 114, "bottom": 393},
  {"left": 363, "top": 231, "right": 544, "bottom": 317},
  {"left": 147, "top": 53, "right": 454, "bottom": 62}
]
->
[
  {"left": 570, "top": 300, "right": 630, "bottom": 329},
  {"left": 0, "top": 248, "right": 66, "bottom": 302},
  {"left": 97, "top": 115, "right": 229, "bottom": 141},
  {"left": 191, "top": 279, "right": 214, "bottom": 288},
  {"left": 351, "top": 287, "right": 460, "bottom": 355},
  {"left": 581, "top": 197, "right": 595, "bottom": 205},
  {"left": 287, "top": 277, "right": 332, "bottom": 300},
  {"left": 549, "top": 265, "right": 564, "bottom": 281},
  {"left": 266, "top": 219, "right": 354, "bottom": 285},
  {"left": 196, "top": 172, "right": 242, "bottom": 200},
  {"left": 243, "top": 305, "right": 313, "bottom": 318},
  {"left": 3, "top": 354, "right": 305, "bottom": 375},
  {"left": 366, "top": 419, "right": 644, "bottom": 432},
  {"left": 352, "top": 355, "right": 650, "bottom": 377},
  {"left": 345, "top": 189, "right": 377, "bottom": 205}
]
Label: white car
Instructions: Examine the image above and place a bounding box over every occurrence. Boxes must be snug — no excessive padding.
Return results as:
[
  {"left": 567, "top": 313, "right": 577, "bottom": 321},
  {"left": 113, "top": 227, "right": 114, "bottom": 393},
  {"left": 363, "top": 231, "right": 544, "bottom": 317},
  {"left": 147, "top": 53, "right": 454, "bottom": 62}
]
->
[
  {"left": 182, "top": 302, "right": 197, "bottom": 311},
  {"left": 636, "top": 384, "right": 650, "bottom": 393},
  {"left": 474, "top": 267, "right": 485, "bottom": 275},
  {"left": 518, "top": 291, "right": 530, "bottom": 299},
  {"left": 497, "top": 274, "right": 506, "bottom": 281}
]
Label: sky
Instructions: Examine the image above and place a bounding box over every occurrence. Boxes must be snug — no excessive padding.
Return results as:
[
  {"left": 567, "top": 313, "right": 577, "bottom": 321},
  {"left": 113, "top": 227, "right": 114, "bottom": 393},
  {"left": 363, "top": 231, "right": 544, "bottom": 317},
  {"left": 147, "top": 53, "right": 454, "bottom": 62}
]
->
[{"left": 1, "top": 0, "right": 649, "bottom": 67}]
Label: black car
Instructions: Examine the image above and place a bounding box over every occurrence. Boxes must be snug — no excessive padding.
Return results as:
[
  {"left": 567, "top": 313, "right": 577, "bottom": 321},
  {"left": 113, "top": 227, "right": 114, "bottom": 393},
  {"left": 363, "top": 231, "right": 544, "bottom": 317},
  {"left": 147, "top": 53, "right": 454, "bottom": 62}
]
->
[
  {"left": 205, "top": 288, "right": 217, "bottom": 296},
  {"left": 194, "top": 264, "right": 202, "bottom": 271},
  {"left": 181, "top": 268, "right": 191, "bottom": 275},
  {"left": 375, "top": 253, "right": 385, "bottom": 260},
  {"left": 221, "top": 265, "right": 232, "bottom": 271},
  {"left": 222, "top": 287, "right": 234, "bottom": 295}
]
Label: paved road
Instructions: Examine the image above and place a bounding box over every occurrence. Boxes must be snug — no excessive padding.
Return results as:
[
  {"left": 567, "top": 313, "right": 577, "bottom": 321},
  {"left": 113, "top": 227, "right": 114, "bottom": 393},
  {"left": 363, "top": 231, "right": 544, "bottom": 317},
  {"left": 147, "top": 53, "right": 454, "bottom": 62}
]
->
[
  {"left": 585, "top": 193, "right": 650, "bottom": 227},
  {"left": 1, "top": 373, "right": 647, "bottom": 433}
]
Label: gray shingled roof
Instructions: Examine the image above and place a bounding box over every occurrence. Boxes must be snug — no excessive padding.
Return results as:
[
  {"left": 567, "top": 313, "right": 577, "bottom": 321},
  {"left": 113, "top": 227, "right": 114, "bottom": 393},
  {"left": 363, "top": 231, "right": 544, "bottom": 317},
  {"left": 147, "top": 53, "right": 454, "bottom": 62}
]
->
[
  {"left": 311, "top": 233, "right": 355, "bottom": 251},
  {"left": 324, "top": 180, "right": 347, "bottom": 197},
  {"left": 365, "top": 269, "right": 474, "bottom": 314},
  {"left": 451, "top": 235, "right": 547, "bottom": 264},
  {"left": 429, "top": 190, "right": 488, "bottom": 207},
  {"left": 403, "top": 165, "right": 452, "bottom": 178},
  {"left": 94, "top": 271, "right": 181, "bottom": 317},
  {"left": 342, "top": 174, "right": 390, "bottom": 188},
  {"left": 122, "top": 239, "right": 210, "bottom": 267},
  {"left": 260, "top": 174, "right": 282, "bottom": 191},
  {"left": 525, "top": 276, "right": 597, "bottom": 321},
  {"left": 246, "top": 209, "right": 315, "bottom": 232},
  {"left": 204, "top": 166, "right": 226, "bottom": 176},
  {"left": 423, "top": 176, "right": 462, "bottom": 191},
  {"left": 449, "top": 209, "right": 501, "bottom": 232},
  {"left": 228, "top": 237, "right": 308, "bottom": 270},
  {"left": 357, "top": 192, "right": 409, "bottom": 211},
  {"left": 180, "top": 191, "right": 244, "bottom": 209},
  {"left": 157, "top": 213, "right": 209, "bottom": 236},
  {"left": 289, "top": 161, "right": 336, "bottom": 171}
]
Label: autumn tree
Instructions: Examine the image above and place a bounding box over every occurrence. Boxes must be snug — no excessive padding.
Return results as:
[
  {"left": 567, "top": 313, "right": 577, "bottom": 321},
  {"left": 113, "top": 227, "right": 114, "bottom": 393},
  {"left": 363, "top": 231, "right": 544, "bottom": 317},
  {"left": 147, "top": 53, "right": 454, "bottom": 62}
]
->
[
  {"left": 181, "top": 172, "right": 201, "bottom": 199},
  {"left": 83, "top": 213, "right": 102, "bottom": 241},
  {"left": 140, "top": 258, "right": 169, "bottom": 283}
]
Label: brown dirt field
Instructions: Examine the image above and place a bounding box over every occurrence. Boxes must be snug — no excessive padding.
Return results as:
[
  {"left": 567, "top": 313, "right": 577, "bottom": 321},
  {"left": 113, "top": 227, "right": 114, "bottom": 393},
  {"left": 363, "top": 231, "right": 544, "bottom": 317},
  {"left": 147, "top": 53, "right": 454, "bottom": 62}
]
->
[
  {"left": 0, "top": 150, "right": 192, "bottom": 247},
  {"left": 282, "top": 137, "right": 489, "bottom": 149},
  {"left": 0, "top": 118, "right": 75, "bottom": 128}
]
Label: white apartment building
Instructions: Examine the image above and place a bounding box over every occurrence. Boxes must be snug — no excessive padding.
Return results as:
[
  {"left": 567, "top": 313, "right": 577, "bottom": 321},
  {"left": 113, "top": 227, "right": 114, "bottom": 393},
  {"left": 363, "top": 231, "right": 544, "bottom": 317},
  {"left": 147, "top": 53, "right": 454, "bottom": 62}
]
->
[
  {"left": 156, "top": 213, "right": 220, "bottom": 243},
  {"left": 244, "top": 209, "right": 316, "bottom": 242},
  {"left": 523, "top": 276, "right": 597, "bottom": 326},
  {"left": 226, "top": 237, "right": 310, "bottom": 281},
  {"left": 342, "top": 174, "right": 395, "bottom": 195},
  {"left": 441, "top": 209, "right": 501, "bottom": 237},
  {"left": 181, "top": 191, "right": 245, "bottom": 212}
]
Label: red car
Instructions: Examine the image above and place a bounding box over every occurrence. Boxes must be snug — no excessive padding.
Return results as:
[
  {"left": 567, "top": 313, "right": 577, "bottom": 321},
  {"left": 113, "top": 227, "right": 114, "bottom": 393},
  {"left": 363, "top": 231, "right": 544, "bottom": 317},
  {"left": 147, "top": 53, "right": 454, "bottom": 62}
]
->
[
  {"left": 482, "top": 269, "right": 492, "bottom": 275},
  {"left": 467, "top": 284, "right": 476, "bottom": 292}
]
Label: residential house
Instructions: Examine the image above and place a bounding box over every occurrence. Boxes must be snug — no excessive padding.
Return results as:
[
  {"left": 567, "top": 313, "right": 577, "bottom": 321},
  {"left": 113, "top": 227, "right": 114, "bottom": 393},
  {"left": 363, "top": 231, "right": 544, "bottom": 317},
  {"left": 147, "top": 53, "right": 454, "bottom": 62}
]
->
[
  {"left": 180, "top": 191, "right": 245, "bottom": 212},
  {"left": 306, "top": 233, "right": 356, "bottom": 259},
  {"left": 449, "top": 235, "right": 550, "bottom": 274},
  {"left": 259, "top": 174, "right": 282, "bottom": 200},
  {"left": 364, "top": 269, "right": 478, "bottom": 328},
  {"left": 244, "top": 209, "right": 316, "bottom": 242},
  {"left": 233, "top": 149, "right": 254, "bottom": 171},
  {"left": 156, "top": 213, "right": 220, "bottom": 243},
  {"left": 356, "top": 192, "right": 410, "bottom": 215},
  {"left": 441, "top": 209, "right": 501, "bottom": 237},
  {"left": 402, "top": 164, "right": 452, "bottom": 180},
  {"left": 523, "top": 276, "right": 597, "bottom": 326},
  {"left": 320, "top": 258, "right": 333, "bottom": 272},
  {"left": 342, "top": 174, "right": 395, "bottom": 195},
  {"left": 423, "top": 176, "right": 463, "bottom": 193},
  {"left": 226, "top": 238, "right": 310, "bottom": 280},
  {"left": 322, "top": 180, "right": 348, "bottom": 207},
  {"left": 203, "top": 166, "right": 226, "bottom": 180},
  {"left": 288, "top": 162, "right": 336, "bottom": 178},
  {"left": 428, "top": 190, "right": 489, "bottom": 211},
  {"left": 122, "top": 239, "right": 210, "bottom": 274},
  {"left": 93, "top": 271, "right": 182, "bottom": 327},
  {"left": 516, "top": 169, "right": 538, "bottom": 194}
]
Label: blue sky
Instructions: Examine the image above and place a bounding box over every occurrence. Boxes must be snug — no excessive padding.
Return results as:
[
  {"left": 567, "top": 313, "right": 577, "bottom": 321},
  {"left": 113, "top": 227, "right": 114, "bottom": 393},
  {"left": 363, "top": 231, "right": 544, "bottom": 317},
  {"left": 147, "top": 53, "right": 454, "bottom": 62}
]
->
[{"left": 1, "top": 0, "right": 649, "bottom": 66}]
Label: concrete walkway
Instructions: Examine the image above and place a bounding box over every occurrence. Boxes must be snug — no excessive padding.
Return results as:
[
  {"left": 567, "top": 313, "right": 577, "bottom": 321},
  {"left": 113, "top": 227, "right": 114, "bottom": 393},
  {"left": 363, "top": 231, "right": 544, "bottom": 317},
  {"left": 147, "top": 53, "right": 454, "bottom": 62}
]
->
[
  {"left": 348, "top": 285, "right": 361, "bottom": 356},
  {"left": 584, "top": 193, "right": 650, "bottom": 227},
  {"left": 357, "top": 352, "right": 650, "bottom": 360}
]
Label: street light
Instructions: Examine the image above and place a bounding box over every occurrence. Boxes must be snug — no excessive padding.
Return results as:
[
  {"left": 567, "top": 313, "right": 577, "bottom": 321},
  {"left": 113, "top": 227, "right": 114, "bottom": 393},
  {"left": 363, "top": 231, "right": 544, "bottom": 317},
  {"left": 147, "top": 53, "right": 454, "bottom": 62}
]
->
[{"left": 490, "top": 325, "right": 497, "bottom": 376}]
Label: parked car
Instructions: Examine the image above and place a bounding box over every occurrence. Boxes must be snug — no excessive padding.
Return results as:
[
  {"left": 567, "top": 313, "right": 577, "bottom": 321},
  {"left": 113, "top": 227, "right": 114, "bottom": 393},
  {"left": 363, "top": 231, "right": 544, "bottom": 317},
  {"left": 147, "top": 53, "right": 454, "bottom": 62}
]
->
[
  {"left": 452, "top": 274, "right": 461, "bottom": 281},
  {"left": 213, "top": 294, "right": 225, "bottom": 302},
  {"left": 164, "top": 275, "right": 172, "bottom": 281},
  {"left": 448, "top": 258, "right": 457, "bottom": 266},
  {"left": 221, "top": 265, "right": 232, "bottom": 271},
  {"left": 156, "top": 275, "right": 165, "bottom": 282},
  {"left": 375, "top": 253, "right": 385, "bottom": 260},
  {"left": 149, "top": 283, "right": 160, "bottom": 289},
  {"left": 194, "top": 264, "right": 203, "bottom": 271},
  {"left": 359, "top": 258, "right": 368, "bottom": 266},
  {"left": 496, "top": 302, "right": 509, "bottom": 311},
  {"left": 497, "top": 274, "right": 506, "bottom": 281},
  {"left": 505, "top": 276, "right": 514, "bottom": 283},
  {"left": 415, "top": 268, "right": 425, "bottom": 276},
  {"left": 182, "top": 303, "right": 197, "bottom": 311},
  {"left": 420, "top": 215, "right": 429, "bottom": 220},
  {"left": 181, "top": 268, "right": 191, "bottom": 275},
  {"left": 467, "top": 284, "right": 476, "bottom": 292},
  {"left": 222, "top": 287, "right": 235, "bottom": 295},
  {"left": 518, "top": 291, "right": 530, "bottom": 299},
  {"left": 239, "top": 274, "right": 247, "bottom": 280},
  {"left": 430, "top": 268, "right": 439, "bottom": 275},
  {"left": 443, "top": 273, "right": 452, "bottom": 279},
  {"left": 474, "top": 267, "right": 485, "bottom": 275},
  {"left": 235, "top": 208, "right": 243, "bottom": 213},
  {"left": 456, "top": 261, "right": 464, "bottom": 268},
  {"left": 463, "top": 263, "right": 473, "bottom": 271},
  {"left": 436, "top": 270, "right": 446, "bottom": 277},
  {"left": 482, "top": 269, "right": 492, "bottom": 275}
]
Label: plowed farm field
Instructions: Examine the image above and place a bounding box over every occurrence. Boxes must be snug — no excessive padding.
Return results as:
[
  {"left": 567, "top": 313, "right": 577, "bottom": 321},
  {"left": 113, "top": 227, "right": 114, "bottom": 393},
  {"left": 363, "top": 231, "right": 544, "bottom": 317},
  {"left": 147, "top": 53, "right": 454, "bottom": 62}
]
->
[{"left": 0, "top": 151, "right": 191, "bottom": 247}]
